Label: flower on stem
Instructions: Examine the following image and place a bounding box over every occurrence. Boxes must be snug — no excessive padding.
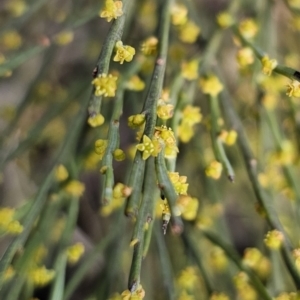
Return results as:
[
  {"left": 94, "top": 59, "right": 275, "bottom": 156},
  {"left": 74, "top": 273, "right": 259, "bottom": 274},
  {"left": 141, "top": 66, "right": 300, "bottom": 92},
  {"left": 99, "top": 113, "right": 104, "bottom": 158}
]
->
[
  {"left": 156, "top": 102, "right": 174, "bottom": 120},
  {"left": 236, "top": 47, "right": 254, "bottom": 68},
  {"left": 176, "top": 195, "right": 199, "bottom": 220},
  {"left": 92, "top": 73, "right": 118, "bottom": 97},
  {"left": 64, "top": 180, "right": 85, "bottom": 197},
  {"left": 1, "top": 30, "right": 22, "bottom": 50},
  {"left": 199, "top": 75, "right": 223, "bottom": 97},
  {"left": 54, "top": 164, "right": 69, "bottom": 182},
  {"left": 128, "top": 114, "right": 146, "bottom": 129},
  {"left": 88, "top": 113, "right": 105, "bottom": 127},
  {"left": 125, "top": 75, "right": 145, "bottom": 91},
  {"left": 177, "top": 266, "right": 199, "bottom": 290},
  {"left": 154, "top": 126, "right": 178, "bottom": 158},
  {"left": 264, "top": 230, "right": 284, "bottom": 249},
  {"left": 168, "top": 172, "right": 189, "bottom": 195},
  {"left": 286, "top": 80, "right": 300, "bottom": 97},
  {"left": 95, "top": 139, "right": 108, "bottom": 159},
  {"left": 178, "top": 21, "right": 200, "bottom": 44},
  {"left": 113, "top": 41, "right": 135, "bottom": 64},
  {"left": 210, "top": 293, "right": 230, "bottom": 300},
  {"left": 6, "top": 0, "right": 27, "bottom": 17},
  {"left": 181, "top": 60, "right": 199, "bottom": 80},
  {"left": 99, "top": 0, "right": 123, "bottom": 22},
  {"left": 171, "top": 3, "right": 188, "bottom": 26},
  {"left": 67, "top": 243, "right": 85, "bottom": 264},
  {"left": 136, "top": 135, "right": 155, "bottom": 160},
  {"left": 216, "top": 12, "right": 234, "bottom": 28},
  {"left": 238, "top": 18, "right": 258, "bottom": 39},
  {"left": 261, "top": 56, "right": 277, "bottom": 76},
  {"left": 53, "top": 30, "right": 74, "bottom": 45},
  {"left": 209, "top": 247, "right": 228, "bottom": 272},
  {"left": 205, "top": 161, "right": 222, "bottom": 179},
  {"left": 28, "top": 266, "right": 55, "bottom": 287},
  {"left": 0, "top": 207, "right": 23, "bottom": 235},
  {"left": 219, "top": 130, "right": 238, "bottom": 146},
  {"left": 141, "top": 36, "right": 158, "bottom": 55},
  {"left": 113, "top": 149, "right": 126, "bottom": 161},
  {"left": 121, "top": 284, "right": 145, "bottom": 300},
  {"left": 234, "top": 272, "right": 257, "bottom": 300}
]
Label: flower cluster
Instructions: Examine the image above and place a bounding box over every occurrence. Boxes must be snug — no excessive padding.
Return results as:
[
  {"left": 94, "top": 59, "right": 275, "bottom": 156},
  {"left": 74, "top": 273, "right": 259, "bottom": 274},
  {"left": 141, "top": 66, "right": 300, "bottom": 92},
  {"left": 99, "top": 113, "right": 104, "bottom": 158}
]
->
[
  {"left": 99, "top": 0, "right": 123, "bottom": 22},
  {"left": 181, "top": 59, "right": 199, "bottom": 80},
  {"left": 264, "top": 230, "right": 284, "bottom": 249},
  {"left": 125, "top": 75, "right": 145, "bottom": 91},
  {"left": 168, "top": 172, "right": 188, "bottom": 195},
  {"left": 28, "top": 266, "right": 55, "bottom": 287},
  {"left": 121, "top": 284, "right": 145, "bottom": 300},
  {"left": 261, "top": 55, "right": 277, "bottom": 76},
  {"left": 64, "top": 180, "right": 85, "bottom": 197},
  {"left": 136, "top": 135, "right": 160, "bottom": 160},
  {"left": 176, "top": 195, "right": 199, "bottom": 220},
  {"left": 234, "top": 272, "right": 257, "bottom": 300},
  {"left": 199, "top": 75, "right": 223, "bottom": 97},
  {"left": 154, "top": 126, "right": 178, "bottom": 158},
  {"left": 140, "top": 36, "right": 158, "bottom": 56},
  {"left": 54, "top": 164, "right": 69, "bottom": 182},
  {"left": 0, "top": 207, "right": 23, "bottom": 235},
  {"left": 286, "top": 80, "right": 300, "bottom": 97},
  {"left": 113, "top": 41, "right": 135, "bottom": 64},
  {"left": 205, "top": 160, "right": 223, "bottom": 179},
  {"left": 128, "top": 114, "right": 145, "bottom": 129},
  {"left": 216, "top": 12, "right": 234, "bottom": 28},
  {"left": 92, "top": 73, "right": 118, "bottom": 97},
  {"left": 67, "top": 243, "right": 85, "bottom": 264},
  {"left": 238, "top": 18, "right": 258, "bottom": 39},
  {"left": 95, "top": 139, "right": 108, "bottom": 160},
  {"left": 88, "top": 113, "right": 105, "bottom": 127},
  {"left": 236, "top": 47, "right": 254, "bottom": 68},
  {"left": 156, "top": 101, "right": 174, "bottom": 120},
  {"left": 178, "top": 105, "right": 202, "bottom": 143},
  {"left": 209, "top": 247, "right": 228, "bottom": 272}
]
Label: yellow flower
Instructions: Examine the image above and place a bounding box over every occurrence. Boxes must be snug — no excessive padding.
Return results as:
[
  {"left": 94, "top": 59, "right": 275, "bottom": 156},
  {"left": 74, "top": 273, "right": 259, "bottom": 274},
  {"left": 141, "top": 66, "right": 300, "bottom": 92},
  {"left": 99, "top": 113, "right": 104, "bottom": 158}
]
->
[
  {"left": 177, "top": 267, "right": 199, "bottom": 290},
  {"left": 205, "top": 161, "right": 222, "bottom": 179},
  {"left": 154, "top": 126, "right": 178, "bottom": 158},
  {"left": 261, "top": 56, "right": 277, "bottom": 76},
  {"left": 216, "top": 12, "right": 234, "bottom": 28},
  {"left": 54, "top": 164, "right": 69, "bottom": 182},
  {"left": 179, "top": 21, "right": 201, "bottom": 43},
  {"left": 261, "top": 93, "right": 277, "bottom": 110},
  {"left": 136, "top": 135, "right": 155, "bottom": 160},
  {"left": 239, "top": 18, "right": 258, "bottom": 39},
  {"left": 125, "top": 75, "right": 145, "bottom": 91},
  {"left": 181, "top": 60, "right": 199, "bottom": 80},
  {"left": 87, "top": 113, "right": 105, "bottom": 127},
  {"left": 236, "top": 47, "right": 254, "bottom": 68},
  {"left": 289, "top": 0, "right": 300, "bottom": 9},
  {"left": 53, "top": 31, "right": 74, "bottom": 45},
  {"left": 210, "top": 247, "right": 228, "bottom": 271},
  {"left": 199, "top": 75, "right": 223, "bottom": 97},
  {"left": 141, "top": 36, "right": 158, "bottom": 55},
  {"left": 28, "top": 266, "right": 55, "bottom": 287},
  {"left": 6, "top": 0, "right": 27, "bottom": 17},
  {"left": 121, "top": 285, "right": 145, "bottom": 300},
  {"left": 264, "top": 230, "right": 284, "bottom": 249},
  {"left": 95, "top": 139, "right": 108, "bottom": 159},
  {"left": 92, "top": 73, "right": 118, "bottom": 97},
  {"left": 0, "top": 207, "right": 23, "bottom": 235},
  {"left": 67, "top": 243, "right": 85, "bottom": 264},
  {"left": 113, "top": 41, "right": 135, "bottom": 64},
  {"left": 7, "top": 220, "right": 23, "bottom": 234},
  {"left": 176, "top": 195, "right": 199, "bottom": 220},
  {"left": 100, "top": 0, "right": 123, "bottom": 22},
  {"left": 1, "top": 30, "right": 22, "bottom": 49},
  {"left": 178, "top": 123, "right": 195, "bottom": 143},
  {"left": 171, "top": 4, "right": 188, "bottom": 26},
  {"left": 113, "top": 149, "right": 126, "bottom": 161},
  {"left": 168, "top": 172, "right": 189, "bottom": 195},
  {"left": 64, "top": 180, "right": 85, "bottom": 197},
  {"left": 4, "top": 266, "right": 15, "bottom": 281},
  {"left": 128, "top": 114, "right": 146, "bottom": 129},
  {"left": 157, "top": 103, "right": 174, "bottom": 120},
  {"left": 181, "top": 105, "right": 202, "bottom": 126},
  {"left": 225, "top": 130, "right": 238, "bottom": 146},
  {"left": 286, "top": 80, "right": 300, "bottom": 97}
]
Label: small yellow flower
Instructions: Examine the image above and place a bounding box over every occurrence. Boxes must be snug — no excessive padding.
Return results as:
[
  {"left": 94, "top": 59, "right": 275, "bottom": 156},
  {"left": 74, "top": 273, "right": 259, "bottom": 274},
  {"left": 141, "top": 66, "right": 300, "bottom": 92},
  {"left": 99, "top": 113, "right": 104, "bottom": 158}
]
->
[
  {"left": 176, "top": 195, "right": 199, "bottom": 220},
  {"left": 171, "top": 4, "right": 188, "bottom": 26},
  {"left": 125, "top": 75, "right": 145, "bottom": 91},
  {"left": 261, "top": 56, "right": 277, "bottom": 76},
  {"left": 136, "top": 135, "right": 154, "bottom": 160},
  {"left": 199, "top": 75, "right": 223, "bottom": 97},
  {"left": 88, "top": 113, "right": 105, "bottom": 127},
  {"left": 7, "top": 220, "right": 23, "bottom": 234},
  {"left": 53, "top": 31, "right": 74, "bottom": 45},
  {"left": 1, "top": 30, "right": 22, "bottom": 49},
  {"left": 113, "top": 149, "right": 126, "bottom": 161},
  {"left": 261, "top": 93, "right": 277, "bottom": 110},
  {"left": 128, "top": 114, "right": 146, "bottom": 129},
  {"left": 181, "top": 105, "right": 202, "bottom": 126},
  {"left": 209, "top": 247, "right": 228, "bottom": 271},
  {"left": 28, "top": 266, "right": 55, "bottom": 287},
  {"left": 157, "top": 103, "right": 174, "bottom": 120},
  {"left": 286, "top": 80, "right": 300, "bottom": 97},
  {"left": 264, "top": 230, "right": 284, "bottom": 249},
  {"left": 177, "top": 267, "right": 199, "bottom": 290},
  {"left": 178, "top": 123, "right": 194, "bottom": 143},
  {"left": 0, "top": 207, "right": 23, "bottom": 235},
  {"left": 113, "top": 41, "right": 135, "bottom": 64},
  {"left": 239, "top": 18, "right": 258, "bottom": 39},
  {"left": 54, "top": 164, "right": 69, "bottom": 182},
  {"left": 181, "top": 60, "right": 199, "bottom": 80},
  {"left": 67, "top": 243, "right": 85, "bottom": 264},
  {"left": 121, "top": 284, "right": 145, "bottom": 300},
  {"left": 154, "top": 126, "right": 178, "bottom": 158},
  {"left": 236, "top": 47, "right": 254, "bottom": 68},
  {"left": 168, "top": 172, "right": 189, "bottom": 195},
  {"left": 205, "top": 161, "right": 222, "bottom": 179},
  {"left": 141, "top": 36, "right": 158, "bottom": 55},
  {"left": 100, "top": 0, "right": 123, "bottom": 22},
  {"left": 179, "top": 21, "right": 201, "bottom": 43},
  {"left": 92, "top": 73, "right": 118, "bottom": 97},
  {"left": 94, "top": 139, "right": 108, "bottom": 161},
  {"left": 216, "top": 12, "right": 234, "bottom": 28},
  {"left": 225, "top": 130, "right": 238, "bottom": 146},
  {"left": 64, "top": 180, "right": 85, "bottom": 197}
]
